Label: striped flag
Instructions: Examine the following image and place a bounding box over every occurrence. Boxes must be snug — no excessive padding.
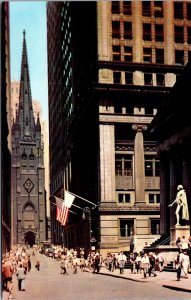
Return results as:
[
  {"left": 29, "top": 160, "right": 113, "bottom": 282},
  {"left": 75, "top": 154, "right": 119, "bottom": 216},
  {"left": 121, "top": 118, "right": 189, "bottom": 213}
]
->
[{"left": 55, "top": 191, "right": 75, "bottom": 226}]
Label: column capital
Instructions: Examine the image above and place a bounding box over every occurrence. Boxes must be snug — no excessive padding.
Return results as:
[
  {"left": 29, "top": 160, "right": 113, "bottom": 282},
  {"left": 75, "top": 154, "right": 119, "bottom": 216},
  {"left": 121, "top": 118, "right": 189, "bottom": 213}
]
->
[{"left": 132, "top": 124, "right": 147, "bottom": 132}]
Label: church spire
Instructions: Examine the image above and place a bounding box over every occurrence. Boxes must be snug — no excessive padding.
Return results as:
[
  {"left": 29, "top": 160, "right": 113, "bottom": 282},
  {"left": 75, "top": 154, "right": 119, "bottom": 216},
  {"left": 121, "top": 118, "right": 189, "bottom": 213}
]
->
[{"left": 17, "top": 30, "right": 36, "bottom": 141}]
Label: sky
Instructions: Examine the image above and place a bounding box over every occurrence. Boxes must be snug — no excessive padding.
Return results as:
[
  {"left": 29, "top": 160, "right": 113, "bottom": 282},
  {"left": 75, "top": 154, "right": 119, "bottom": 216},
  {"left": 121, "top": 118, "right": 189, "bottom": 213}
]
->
[{"left": 10, "top": 1, "right": 48, "bottom": 120}]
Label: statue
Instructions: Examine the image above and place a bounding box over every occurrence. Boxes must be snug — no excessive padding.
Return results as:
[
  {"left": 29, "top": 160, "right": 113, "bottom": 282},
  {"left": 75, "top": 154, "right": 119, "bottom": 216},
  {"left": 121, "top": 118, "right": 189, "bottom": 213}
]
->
[{"left": 168, "top": 185, "right": 189, "bottom": 226}]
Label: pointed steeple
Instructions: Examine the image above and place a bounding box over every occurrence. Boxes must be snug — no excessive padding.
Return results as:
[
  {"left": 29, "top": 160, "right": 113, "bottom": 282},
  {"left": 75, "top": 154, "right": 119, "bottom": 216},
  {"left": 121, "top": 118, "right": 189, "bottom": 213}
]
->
[{"left": 17, "top": 30, "right": 36, "bottom": 141}]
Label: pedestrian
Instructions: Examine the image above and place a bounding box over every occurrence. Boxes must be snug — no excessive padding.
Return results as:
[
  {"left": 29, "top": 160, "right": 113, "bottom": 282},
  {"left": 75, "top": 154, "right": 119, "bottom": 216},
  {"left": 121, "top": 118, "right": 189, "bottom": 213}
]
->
[
  {"left": 148, "top": 252, "right": 157, "bottom": 277},
  {"left": 174, "top": 253, "right": 182, "bottom": 281},
  {"left": 27, "top": 256, "right": 31, "bottom": 272},
  {"left": 135, "top": 253, "right": 141, "bottom": 273},
  {"left": 156, "top": 252, "right": 164, "bottom": 272},
  {"left": 141, "top": 253, "right": 150, "bottom": 279},
  {"left": 35, "top": 260, "right": 40, "bottom": 271},
  {"left": 72, "top": 256, "right": 78, "bottom": 274},
  {"left": 16, "top": 263, "right": 26, "bottom": 291},
  {"left": 117, "top": 251, "right": 126, "bottom": 274},
  {"left": 93, "top": 254, "right": 100, "bottom": 273},
  {"left": 2, "top": 258, "right": 13, "bottom": 292},
  {"left": 79, "top": 255, "right": 85, "bottom": 272},
  {"left": 181, "top": 251, "right": 190, "bottom": 279},
  {"left": 130, "top": 252, "right": 136, "bottom": 274}
]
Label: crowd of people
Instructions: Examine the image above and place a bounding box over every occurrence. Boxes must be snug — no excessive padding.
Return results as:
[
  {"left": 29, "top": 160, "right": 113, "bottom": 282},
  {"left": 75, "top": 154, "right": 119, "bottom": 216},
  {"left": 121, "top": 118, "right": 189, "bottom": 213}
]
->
[
  {"left": 2, "top": 240, "right": 191, "bottom": 299},
  {"left": 2, "top": 246, "right": 40, "bottom": 299}
]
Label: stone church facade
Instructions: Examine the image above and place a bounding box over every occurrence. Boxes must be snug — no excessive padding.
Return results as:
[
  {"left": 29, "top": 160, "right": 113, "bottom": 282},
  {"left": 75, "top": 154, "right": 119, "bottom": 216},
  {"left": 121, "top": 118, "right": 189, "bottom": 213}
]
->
[{"left": 11, "top": 31, "right": 46, "bottom": 247}]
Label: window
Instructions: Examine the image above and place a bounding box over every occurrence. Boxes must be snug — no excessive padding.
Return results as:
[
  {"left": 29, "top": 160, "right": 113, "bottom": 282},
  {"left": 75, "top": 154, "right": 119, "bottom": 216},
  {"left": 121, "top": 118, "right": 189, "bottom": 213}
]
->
[
  {"left": 187, "top": 3, "right": 191, "bottom": 20},
  {"left": 156, "top": 74, "right": 165, "bottom": 86},
  {"left": 145, "top": 155, "right": 160, "bottom": 177},
  {"left": 125, "top": 72, "right": 133, "bottom": 84},
  {"left": 23, "top": 205, "right": 35, "bottom": 228},
  {"left": 120, "top": 219, "right": 134, "bottom": 237},
  {"left": 155, "top": 24, "right": 164, "bottom": 42},
  {"left": 144, "top": 73, "right": 153, "bottom": 85},
  {"left": 112, "top": 1, "right": 120, "bottom": 14},
  {"left": 21, "top": 149, "right": 27, "bottom": 160},
  {"left": 188, "top": 51, "right": 191, "bottom": 61},
  {"left": 187, "top": 27, "right": 191, "bottom": 44},
  {"left": 115, "top": 154, "right": 132, "bottom": 176},
  {"left": 123, "top": 1, "right": 132, "bottom": 15},
  {"left": 118, "top": 193, "right": 131, "bottom": 204},
  {"left": 29, "top": 149, "right": 35, "bottom": 160},
  {"left": 113, "top": 71, "right": 121, "bottom": 84},
  {"left": 174, "top": 2, "right": 183, "bottom": 19},
  {"left": 145, "top": 106, "right": 153, "bottom": 115},
  {"left": 143, "top": 48, "right": 152, "bottom": 63},
  {"left": 175, "top": 50, "right": 184, "bottom": 65},
  {"left": 151, "top": 219, "right": 160, "bottom": 235},
  {"left": 124, "top": 22, "right": 132, "bottom": 40},
  {"left": 143, "top": 23, "right": 152, "bottom": 41},
  {"left": 174, "top": 26, "right": 184, "bottom": 43},
  {"left": 124, "top": 46, "right": 132, "bottom": 62},
  {"left": 154, "top": 1, "right": 163, "bottom": 18},
  {"left": 149, "top": 194, "right": 160, "bottom": 204},
  {"left": 142, "top": 1, "right": 151, "bottom": 17},
  {"left": 112, "top": 21, "right": 120, "bottom": 39},
  {"left": 156, "top": 49, "right": 164, "bottom": 64},
  {"left": 113, "top": 45, "right": 121, "bottom": 61}
]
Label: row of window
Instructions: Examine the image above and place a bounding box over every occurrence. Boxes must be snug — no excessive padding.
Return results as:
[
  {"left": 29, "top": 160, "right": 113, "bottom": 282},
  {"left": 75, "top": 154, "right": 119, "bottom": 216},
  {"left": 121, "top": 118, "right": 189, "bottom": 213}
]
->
[
  {"left": 113, "top": 71, "right": 166, "bottom": 86},
  {"left": 115, "top": 155, "right": 160, "bottom": 177},
  {"left": 21, "top": 149, "right": 35, "bottom": 160},
  {"left": 118, "top": 193, "right": 160, "bottom": 204},
  {"left": 112, "top": 45, "right": 191, "bottom": 65},
  {"left": 120, "top": 219, "right": 160, "bottom": 237},
  {"left": 112, "top": 21, "right": 191, "bottom": 44},
  {"left": 111, "top": 1, "right": 191, "bottom": 20}
]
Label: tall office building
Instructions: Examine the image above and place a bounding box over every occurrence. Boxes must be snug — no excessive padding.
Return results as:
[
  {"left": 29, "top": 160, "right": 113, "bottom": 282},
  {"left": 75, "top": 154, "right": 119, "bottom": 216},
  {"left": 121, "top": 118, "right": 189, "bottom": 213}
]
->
[
  {"left": 11, "top": 31, "right": 46, "bottom": 246},
  {"left": 47, "top": 1, "right": 188, "bottom": 254},
  {"left": 1, "top": 1, "right": 12, "bottom": 254}
]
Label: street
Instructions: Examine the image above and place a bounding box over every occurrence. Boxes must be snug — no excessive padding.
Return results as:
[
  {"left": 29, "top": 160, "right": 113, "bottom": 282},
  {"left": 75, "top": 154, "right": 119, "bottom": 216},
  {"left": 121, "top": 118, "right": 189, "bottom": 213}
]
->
[{"left": 2, "top": 250, "right": 191, "bottom": 300}]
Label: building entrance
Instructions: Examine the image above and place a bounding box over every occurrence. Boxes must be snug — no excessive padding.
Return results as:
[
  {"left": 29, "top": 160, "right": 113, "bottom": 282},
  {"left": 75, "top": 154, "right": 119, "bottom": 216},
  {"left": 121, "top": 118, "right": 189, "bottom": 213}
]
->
[{"left": 25, "top": 231, "right": 36, "bottom": 247}]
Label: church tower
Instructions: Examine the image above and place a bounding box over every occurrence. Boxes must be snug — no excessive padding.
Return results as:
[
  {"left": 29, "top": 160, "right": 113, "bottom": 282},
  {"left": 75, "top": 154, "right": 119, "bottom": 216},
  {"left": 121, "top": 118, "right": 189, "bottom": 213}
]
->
[{"left": 11, "top": 31, "right": 46, "bottom": 246}]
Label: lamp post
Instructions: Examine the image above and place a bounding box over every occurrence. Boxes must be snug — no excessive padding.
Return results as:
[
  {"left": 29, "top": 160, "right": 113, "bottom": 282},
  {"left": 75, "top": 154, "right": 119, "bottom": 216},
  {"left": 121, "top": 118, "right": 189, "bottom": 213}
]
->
[{"left": 82, "top": 207, "right": 92, "bottom": 255}]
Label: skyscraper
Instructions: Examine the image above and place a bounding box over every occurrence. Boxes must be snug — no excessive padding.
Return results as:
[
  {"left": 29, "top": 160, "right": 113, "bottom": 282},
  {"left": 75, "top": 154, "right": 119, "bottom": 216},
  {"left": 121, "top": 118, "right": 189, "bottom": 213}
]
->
[
  {"left": 11, "top": 31, "right": 46, "bottom": 246},
  {"left": 47, "top": 1, "right": 188, "bottom": 254},
  {"left": 1, "top": 1, "right": 12, "bottom": 254}
]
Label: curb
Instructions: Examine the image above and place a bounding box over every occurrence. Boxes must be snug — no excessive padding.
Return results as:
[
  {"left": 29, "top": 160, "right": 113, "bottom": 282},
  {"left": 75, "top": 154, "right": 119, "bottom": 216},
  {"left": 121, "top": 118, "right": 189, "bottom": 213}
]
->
[
  {"left": 84, "top": 269, "right": 191, "bottom": 293},
  {"left": 163, "top": 285, "right": 191, "bottom": 293}
]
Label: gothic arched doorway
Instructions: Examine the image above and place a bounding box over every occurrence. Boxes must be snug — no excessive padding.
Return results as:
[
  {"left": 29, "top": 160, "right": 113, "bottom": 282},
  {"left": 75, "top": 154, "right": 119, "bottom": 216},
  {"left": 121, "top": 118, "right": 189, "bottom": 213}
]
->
[{"left": 25, "top": 231, "right": 35, "bottom": 247}]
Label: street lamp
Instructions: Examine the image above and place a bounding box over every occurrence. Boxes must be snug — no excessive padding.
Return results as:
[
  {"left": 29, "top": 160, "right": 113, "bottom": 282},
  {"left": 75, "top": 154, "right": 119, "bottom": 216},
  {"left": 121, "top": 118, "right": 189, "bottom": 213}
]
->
[{"left": 82, "top": 207, "right": 92, "bottom": 255}]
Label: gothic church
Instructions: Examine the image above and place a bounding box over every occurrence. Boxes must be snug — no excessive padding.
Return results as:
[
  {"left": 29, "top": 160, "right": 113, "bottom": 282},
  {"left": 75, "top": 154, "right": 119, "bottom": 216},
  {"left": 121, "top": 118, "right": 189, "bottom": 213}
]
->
[{"left": 11, "top": 31, "right": 46, "bottom": 246}]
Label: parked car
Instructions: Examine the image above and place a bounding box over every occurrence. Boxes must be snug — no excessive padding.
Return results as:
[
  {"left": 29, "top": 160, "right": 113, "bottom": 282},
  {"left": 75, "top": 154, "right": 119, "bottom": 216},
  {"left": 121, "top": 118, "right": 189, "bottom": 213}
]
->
[{"left": 45, "top": 248, "right": 54, "bottom": 257}]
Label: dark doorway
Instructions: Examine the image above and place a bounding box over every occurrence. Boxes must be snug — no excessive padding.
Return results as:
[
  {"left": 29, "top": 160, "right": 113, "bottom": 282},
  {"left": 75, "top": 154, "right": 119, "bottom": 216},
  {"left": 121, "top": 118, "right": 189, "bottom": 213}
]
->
[{"left": 25, "top": 231, "right": 35, "bottom": 247}]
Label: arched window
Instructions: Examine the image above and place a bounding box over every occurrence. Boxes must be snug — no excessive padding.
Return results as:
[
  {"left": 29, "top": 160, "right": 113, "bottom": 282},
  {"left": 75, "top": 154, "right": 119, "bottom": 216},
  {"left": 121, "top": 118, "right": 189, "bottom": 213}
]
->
[
  {"left": 21, "top": 149, "right": 27, "bottom": 160},
  {"left": 29, "top": 149, "right": 35, "bottom": 160},
  {"left": 23, "top": 204, "right": 35, "bottom": 228}
]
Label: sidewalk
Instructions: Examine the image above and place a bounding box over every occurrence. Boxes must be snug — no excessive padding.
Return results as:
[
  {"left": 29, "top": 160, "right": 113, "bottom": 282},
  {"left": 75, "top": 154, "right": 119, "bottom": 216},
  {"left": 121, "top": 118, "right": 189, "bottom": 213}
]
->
[{"left": 84, "top": 267, "right": 191, "bottom": 293}]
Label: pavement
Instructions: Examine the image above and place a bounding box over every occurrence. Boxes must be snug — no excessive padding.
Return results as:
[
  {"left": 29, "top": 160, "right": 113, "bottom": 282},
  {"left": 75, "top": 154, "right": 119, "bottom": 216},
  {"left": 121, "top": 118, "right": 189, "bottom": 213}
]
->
[{"left": 84, "top": 266, "right": 191, "bottom": 293}]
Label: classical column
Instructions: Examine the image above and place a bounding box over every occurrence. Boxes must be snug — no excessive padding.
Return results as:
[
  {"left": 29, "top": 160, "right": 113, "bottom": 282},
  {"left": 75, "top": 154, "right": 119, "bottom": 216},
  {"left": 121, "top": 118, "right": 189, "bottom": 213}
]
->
[
  {"left": 160, "top": 152, "right": 170, "bottom": 235},
  {"left": 132, "top": 124, "right": 147, "bottom": 204},
  {"left": 169, "top": 153, "right": 178, "bottom": 227},
  {"left": 99, "top": 124, "right": 115, "bottom": 202}
]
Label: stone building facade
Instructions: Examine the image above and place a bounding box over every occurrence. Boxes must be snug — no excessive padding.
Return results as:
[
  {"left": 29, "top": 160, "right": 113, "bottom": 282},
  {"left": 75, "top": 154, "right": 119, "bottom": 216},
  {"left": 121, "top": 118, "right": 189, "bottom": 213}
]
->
[
  {"left": 11, "top": 31, "right": 46, "bottom": 247},
  {"left": 47, "top": 1, "right": 190, "bottom": 254},
  {"left": 150, "top": 61, "right": 191, "bottom": 236},
  {"left": 1, "top": 1, "right": 12, "bottom": 254}
]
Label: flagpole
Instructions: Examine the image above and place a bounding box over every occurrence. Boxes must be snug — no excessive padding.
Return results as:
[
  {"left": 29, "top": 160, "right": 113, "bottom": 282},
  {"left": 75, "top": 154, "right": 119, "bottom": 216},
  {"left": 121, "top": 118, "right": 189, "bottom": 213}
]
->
[
  {"left": 51, "top": 201, "right": 77, "bottom": 215},
  {"left": 64, "top": 190, "right": 98, "bottom": 208}
]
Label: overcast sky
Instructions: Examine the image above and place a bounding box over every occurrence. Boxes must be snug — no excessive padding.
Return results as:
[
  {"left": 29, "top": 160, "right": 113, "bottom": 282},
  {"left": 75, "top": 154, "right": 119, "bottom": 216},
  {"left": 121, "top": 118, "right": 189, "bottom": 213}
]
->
[{"left": 10, "top": 1, "right": 48, "bottom": 120}]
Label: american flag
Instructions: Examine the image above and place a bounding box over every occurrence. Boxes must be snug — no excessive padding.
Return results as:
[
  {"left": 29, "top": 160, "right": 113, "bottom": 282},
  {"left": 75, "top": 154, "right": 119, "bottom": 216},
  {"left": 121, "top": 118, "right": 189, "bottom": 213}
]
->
[{"left": 55, "top": 191, "right": 75, "bottom": 226}]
